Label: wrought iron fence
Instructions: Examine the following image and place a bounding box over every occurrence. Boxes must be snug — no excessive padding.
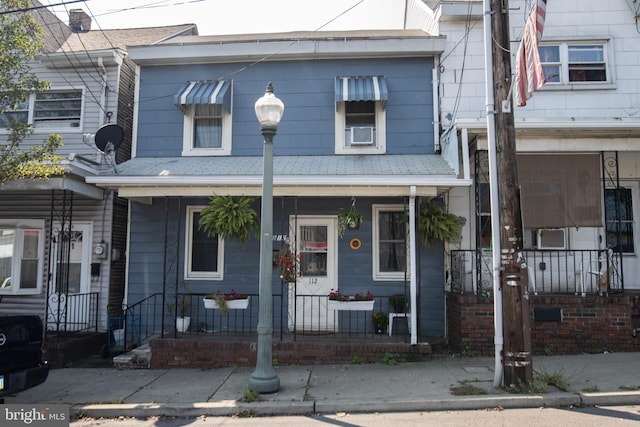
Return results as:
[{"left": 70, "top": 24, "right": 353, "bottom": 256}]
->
[
  {"left": 46, "top": 291, "right": 99, "bottom": 336},
  {"left": 450, "top": 249, "right": 623, "bottom": 295},
  {"left": 121, "top": 292, "right": 412, "bottom": 344}
]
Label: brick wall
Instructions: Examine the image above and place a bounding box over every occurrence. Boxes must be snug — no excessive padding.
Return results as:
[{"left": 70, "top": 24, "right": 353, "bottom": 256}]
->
[
  {"left": 150, "top": 338, "right": 432, "bottom": 368},
  {"left": 447, "top": 292, "right": 640, "bottom": 356}
]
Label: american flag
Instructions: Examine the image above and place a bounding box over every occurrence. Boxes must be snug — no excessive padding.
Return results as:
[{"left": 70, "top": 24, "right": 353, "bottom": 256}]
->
[{"left": 514, "top": 0, "right": 547, "bottom": 107}]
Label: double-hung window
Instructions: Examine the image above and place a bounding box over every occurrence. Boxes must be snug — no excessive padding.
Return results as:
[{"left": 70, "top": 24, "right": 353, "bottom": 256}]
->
[
  {"left": 539, "top": 42, "right": 609, "bottom": 85},
  {"left": 185, "top": 207, "right": 223, "bottom": 280},
  {"left": 373, "top": 205, "right": 407, "bottom": 280},
  {"left": 335, "top": 76, "right": 387, "bottom": 154},
  {"left": 175, "top": 80, "right": 233, "bottom": 156},
  {"left": 0, "top": 220, "right": 45, "bottom": 295}
]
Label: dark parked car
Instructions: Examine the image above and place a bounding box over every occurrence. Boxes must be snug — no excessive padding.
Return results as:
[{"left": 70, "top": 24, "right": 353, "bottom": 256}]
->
[{"left": 0, "top": 315, "right": 49, "bottom": 402}]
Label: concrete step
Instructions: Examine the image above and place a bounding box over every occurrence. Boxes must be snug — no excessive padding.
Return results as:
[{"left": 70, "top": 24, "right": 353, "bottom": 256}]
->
[{"left": 113, "top": 344, "right": 151, "bottom": 369}]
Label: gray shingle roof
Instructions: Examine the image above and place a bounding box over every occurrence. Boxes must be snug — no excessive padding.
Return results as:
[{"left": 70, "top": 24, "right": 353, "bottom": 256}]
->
[{"left": 107, "top": 154, "right": 455, "bottom": 178}]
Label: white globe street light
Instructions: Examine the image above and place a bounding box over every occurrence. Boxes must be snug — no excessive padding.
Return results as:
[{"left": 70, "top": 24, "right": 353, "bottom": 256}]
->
[{"left": 248, "top": 82, "right": 284, "bottom": 393}]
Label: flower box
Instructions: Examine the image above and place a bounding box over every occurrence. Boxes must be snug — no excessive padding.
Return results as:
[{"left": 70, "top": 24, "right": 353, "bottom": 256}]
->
[
  {"left": 328, "top": 299, "right": 374, "bottom": 311},
  {"left": 203, "top": 297, "right": 250, "bottom": 310}
]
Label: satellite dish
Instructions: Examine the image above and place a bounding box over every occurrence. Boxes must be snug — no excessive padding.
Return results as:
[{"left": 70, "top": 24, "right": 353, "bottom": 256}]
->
[{"left": 95, "top": 124, "right": 124, "bottom": 153}]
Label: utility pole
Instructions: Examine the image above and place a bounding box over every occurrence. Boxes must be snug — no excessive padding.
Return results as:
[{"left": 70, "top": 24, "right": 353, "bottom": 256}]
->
[{"left": 489, "top": 0, "right": 532, "bottom": 387}]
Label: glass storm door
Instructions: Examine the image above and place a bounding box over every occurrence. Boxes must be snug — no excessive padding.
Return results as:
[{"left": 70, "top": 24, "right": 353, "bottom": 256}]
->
[
  {"left": 48, "top": 222, "right": 92, "bottom": 331},
  {"left": 288, "top": 216, "right": 337, "bottom": 332}
]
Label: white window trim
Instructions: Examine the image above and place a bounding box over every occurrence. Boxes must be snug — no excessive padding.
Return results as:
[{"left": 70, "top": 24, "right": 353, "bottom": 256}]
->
[
  {"left": 372, "top": 204, "right": 409, "bottom": 281},
  {"left": 184, "top": 206, "right": 224, "bottom": 280},
  {"left": 0, "top": 219, "right": 45, "bottom": 295},
  {"left": 538, "top": 38, "right": 615, "bottom": 90},
  {"left": 1, "top": 88, "right": 85, "bottom": 133},
  {"left": 181, "top": 105, "right": 232, "bottom": 156},
  {"left": 335, "top": 101, "right": 386, "bottom": 155}
]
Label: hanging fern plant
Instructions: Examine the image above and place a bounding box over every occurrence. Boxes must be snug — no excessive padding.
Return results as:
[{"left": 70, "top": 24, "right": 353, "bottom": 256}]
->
[
  {"left": 198, "top": 195, "right": 259, "bottom": 244},
  {"left": 419, "top": 199, "right": 464, "bottom": 246}
]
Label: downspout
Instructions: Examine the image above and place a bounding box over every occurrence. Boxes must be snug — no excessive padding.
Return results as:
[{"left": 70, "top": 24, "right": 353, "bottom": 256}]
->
[
  {"left": 409, "top": 185, "right": 418, "bottom": 345},
  {"left": 433, "top": 58, "right": 441, "bottom": 152},
  {"left": 483, "top": 0, "right": 504, "bottom": 388}
]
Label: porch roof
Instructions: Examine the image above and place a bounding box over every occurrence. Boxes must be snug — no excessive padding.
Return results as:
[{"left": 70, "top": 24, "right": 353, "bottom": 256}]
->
[{"left": 86, "top": 154, "right": 471, "bottom": 199}]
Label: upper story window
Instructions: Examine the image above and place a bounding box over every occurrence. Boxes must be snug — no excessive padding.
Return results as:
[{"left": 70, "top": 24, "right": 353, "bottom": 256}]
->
[
  {"left": 185, "top": 206, "right": 223, "bottom": 280},
  {"left": 0, "top": 220, "right": 45, "bottom": 295},
  {"left": 0, "top": 99, "right": 28, "bottom": 127},
  {"left": 174, "top": 80, "right": 233, "bottom": 156},
  {"left": 0, "top": 89, "right": 83, "bottom": 130},
  {"left": 539, "top": 42, "right": 609, "bottom": 85},
  {"left": 335, "top": 76, "right": 387, "bottom": 155},
  {"left": 34, "top": 90, "right": 82, "bottom": 128}
]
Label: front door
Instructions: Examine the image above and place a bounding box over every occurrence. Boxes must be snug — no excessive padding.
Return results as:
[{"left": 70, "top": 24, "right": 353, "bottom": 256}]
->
[
  {"left": 48, "top": 222, "right": 92, "bottom": 331},
  {"left": 288, "top": 216, "right": 337, "bottom": 332}
]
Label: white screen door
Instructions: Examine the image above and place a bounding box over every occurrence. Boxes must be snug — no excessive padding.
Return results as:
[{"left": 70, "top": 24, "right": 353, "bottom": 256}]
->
[{"left": 288, "top": 216, "right": 337, "bottom": 332}]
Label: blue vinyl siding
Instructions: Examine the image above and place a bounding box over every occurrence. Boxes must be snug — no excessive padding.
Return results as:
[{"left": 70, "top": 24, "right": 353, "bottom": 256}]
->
[
  {"left": 135, "top": 58, "right": 435, "bottom": 157},
  {"left": 127, "top": 195, "right": 445, "bottom": 336}
]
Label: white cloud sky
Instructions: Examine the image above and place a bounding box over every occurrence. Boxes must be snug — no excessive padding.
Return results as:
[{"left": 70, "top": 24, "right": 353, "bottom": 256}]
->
[{"left": 44, "top": 0, "right": 406, "bottom": 35}]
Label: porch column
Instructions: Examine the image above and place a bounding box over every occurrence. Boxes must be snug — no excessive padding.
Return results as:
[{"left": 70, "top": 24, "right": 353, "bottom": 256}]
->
[{"left": 409, "top": 186, "right": 418, "bottom": 344}]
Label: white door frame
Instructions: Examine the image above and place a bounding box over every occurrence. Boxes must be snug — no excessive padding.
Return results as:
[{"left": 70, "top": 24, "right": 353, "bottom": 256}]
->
[
  {"left": 48, "top": 222, "right": 93, "bottom": 331},
  {"left": 287, "top": 215, "right": 337, "bottom": 332}
]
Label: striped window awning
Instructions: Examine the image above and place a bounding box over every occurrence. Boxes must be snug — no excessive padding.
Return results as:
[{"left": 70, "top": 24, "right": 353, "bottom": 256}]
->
[
  {"left": 335, "top": 76, "right": 388, "bottom": 107},
  {"left": 174, "top": 80, "right": 232, "bottom": 112}
]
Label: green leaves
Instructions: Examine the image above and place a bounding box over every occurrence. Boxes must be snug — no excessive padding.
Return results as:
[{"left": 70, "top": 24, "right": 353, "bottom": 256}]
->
[
  {"left": 198, "top": 195, "right": 259, "bottom": 244},
  {"left": 419, "top": 199, "right": 464, "bottom": 246},
  {"left": 1, "top": 0, "right": 62, "bottom": 184}
]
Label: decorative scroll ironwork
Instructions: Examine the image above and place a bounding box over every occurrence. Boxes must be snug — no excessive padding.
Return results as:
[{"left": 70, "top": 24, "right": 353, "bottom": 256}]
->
[
  {"left": 45, "top": 190, "right": 74, "bottom": 338},
  {"left": 601, "top": 152, "right": 624, "bottom": 293},
  {"left": 473, "top": 151, "right": 493, "bottom": 295}
]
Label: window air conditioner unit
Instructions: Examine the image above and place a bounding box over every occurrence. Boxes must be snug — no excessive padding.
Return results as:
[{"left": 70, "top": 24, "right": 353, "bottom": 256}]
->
[
  {"left": 350, "top": 126, "right": 374, "bottom": 145},
  {"left": 536, "top": 228, "right": 567, "bottom": 249}
]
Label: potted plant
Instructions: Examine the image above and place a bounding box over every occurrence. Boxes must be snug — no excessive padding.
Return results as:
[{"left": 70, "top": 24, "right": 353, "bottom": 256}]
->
[
  {"left": 198, "top": 195, "right": 259, "bottom": 243},
  {"left": 167, "top": 288, "right": 191, "bottom": 332},
  {"left": 337, "top": 208, "right": 364, "bottom": 237},
  {"left": 203, "top": 289, "right": 249, "bottom": 314},
  {"left": 328, "top": 289, "right": 375, "bottom": 311},
  {"left": 372, "top": 312, "right": 389, "bottom": 334},
  {"left": 275, "top": 247, "right": 301, "bottom": 283},
  {"left": 419, "top": 199, "right": 464, "bottom": 246}
]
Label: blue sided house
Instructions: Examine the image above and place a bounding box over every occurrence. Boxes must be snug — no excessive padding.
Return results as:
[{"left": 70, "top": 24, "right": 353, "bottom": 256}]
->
[{"left": 88, "top": 30, "right": 471, "bottom": 359}]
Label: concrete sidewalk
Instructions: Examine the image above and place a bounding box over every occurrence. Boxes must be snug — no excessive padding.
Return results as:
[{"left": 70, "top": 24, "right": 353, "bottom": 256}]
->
[{"left": 5, "top": 352, "right": 640, "bottom": 418}]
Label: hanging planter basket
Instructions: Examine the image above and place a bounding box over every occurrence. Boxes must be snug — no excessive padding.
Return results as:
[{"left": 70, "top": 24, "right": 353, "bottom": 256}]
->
[
  {"left": 337, "top": 198, "right": 364, "bottom": 237},
  {"left": 198, "top": 195, "right": 259, "bottom": 243}
]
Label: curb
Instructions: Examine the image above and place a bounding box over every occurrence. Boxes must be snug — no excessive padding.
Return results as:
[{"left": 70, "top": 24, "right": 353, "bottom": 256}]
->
[
  {"left": 579, "top": 391, "right": 640, "bottom": 407},
  {"left": 72, "top": 392, "right": 640, "bottom": 419}
]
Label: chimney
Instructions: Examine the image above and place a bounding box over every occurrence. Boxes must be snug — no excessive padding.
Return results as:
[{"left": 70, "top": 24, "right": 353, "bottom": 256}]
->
[{"left": 69, "top": 9, "right": 91, "bottom": 32}]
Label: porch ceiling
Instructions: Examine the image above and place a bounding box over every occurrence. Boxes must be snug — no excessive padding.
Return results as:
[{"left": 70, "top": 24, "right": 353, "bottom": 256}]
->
[{"left": 86, "top": 154, "right": 471, "bottom": 199}]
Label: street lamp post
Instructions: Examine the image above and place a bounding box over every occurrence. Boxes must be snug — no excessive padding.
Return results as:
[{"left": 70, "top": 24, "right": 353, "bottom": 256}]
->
[{"left": 248, "top": 82, "right": 284, "bottom": 393}]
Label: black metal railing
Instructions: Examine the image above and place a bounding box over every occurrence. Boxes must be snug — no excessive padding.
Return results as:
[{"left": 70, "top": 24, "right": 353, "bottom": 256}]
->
[
  {"left": 121, "top": 292, "right": 412, "bottom": 343},
  {"left": 46, "top": 291, "right": 99, "bottom": 336},
  {"left": 450, "top": 249, "right": 623, "bottom": 296}
]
